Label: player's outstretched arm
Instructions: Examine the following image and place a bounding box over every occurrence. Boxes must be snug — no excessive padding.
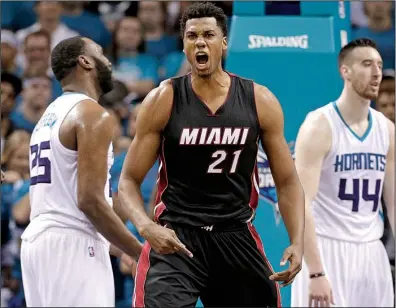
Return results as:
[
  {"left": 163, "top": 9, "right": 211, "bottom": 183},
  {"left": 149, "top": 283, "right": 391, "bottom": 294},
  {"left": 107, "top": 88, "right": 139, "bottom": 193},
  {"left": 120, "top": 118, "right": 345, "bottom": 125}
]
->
[
  {"left": 254, "top": 84, "right": 304, "bottom": 286},
  {"left": 75, "top": 100, "right": 142, "bottom": 259},
  {"left": 118, "top": 82, "right": 193, "bottom": 258},
  {"left": 383, "top": 119, "right": 395, "bottom": 236},
  {"left": 294, "top": 112, "right": 335, "bottom": 306}
]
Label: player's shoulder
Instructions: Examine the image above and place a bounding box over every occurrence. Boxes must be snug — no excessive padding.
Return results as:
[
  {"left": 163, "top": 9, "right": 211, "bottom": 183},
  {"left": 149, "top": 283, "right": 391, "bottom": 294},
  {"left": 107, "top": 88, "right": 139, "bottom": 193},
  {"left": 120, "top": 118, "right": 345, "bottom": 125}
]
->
[
  {"left": 137, "top": 79, "right": 174, "bottom": 130},
  {"left": 141, "top": 78, "right": 174, "bottom": 111},
  {"left": 72, "top": 98, "right": 113, "bottom": 129},
  {"left": 298, "top": 105, "right": 332, "bottom": 141}
]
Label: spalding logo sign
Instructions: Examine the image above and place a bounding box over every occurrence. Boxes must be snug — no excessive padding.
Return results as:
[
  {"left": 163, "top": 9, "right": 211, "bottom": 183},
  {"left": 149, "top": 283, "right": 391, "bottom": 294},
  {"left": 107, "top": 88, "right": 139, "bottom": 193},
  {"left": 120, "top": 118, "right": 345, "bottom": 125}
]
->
[{"left": 257, "top": 141, "right": 295, "bottom": 225}]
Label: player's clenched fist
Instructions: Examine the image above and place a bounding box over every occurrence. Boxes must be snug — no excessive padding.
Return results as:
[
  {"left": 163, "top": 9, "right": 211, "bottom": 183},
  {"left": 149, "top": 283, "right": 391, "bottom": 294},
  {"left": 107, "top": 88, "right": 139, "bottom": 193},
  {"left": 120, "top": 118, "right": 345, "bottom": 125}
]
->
[{"left": 140, "top": 223, "right": 193, "bottom": 258}]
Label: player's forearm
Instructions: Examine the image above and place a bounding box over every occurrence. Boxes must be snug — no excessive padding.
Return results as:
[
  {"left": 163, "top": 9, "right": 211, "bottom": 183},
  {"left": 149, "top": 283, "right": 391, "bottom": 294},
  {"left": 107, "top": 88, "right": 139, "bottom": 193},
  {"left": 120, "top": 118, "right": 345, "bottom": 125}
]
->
[
  {"left": 109, "top": 243, "right": 124, "bottom": 258},
  {"left": 80, "top": 198, "right": 142, "bottom": 259},
  {"left": 303, "top": 201, "right": 325, "bottom": 273},
  {"left": 118, "top": 177, "right": 155, "bottom": 234},
  {"left": 277, "top": 176, "right": 305, "bottom": 245}
]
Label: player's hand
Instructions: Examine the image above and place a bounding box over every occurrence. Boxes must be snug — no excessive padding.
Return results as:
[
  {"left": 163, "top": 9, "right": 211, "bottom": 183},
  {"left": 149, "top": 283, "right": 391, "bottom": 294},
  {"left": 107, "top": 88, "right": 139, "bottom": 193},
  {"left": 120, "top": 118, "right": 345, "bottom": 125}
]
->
[
  {"left": 3, "top": 170, "right": 22, "bottom": 183},
  {"left": 269, "top": 244, "right": 302, "bottom": 287},
  {"left": 120, "top": 252, "right": 134, "bottom": 268},
  {"left": 140, "top": 223, "right": 193, "bottom": 258},
  {"left": 1, "top": 170, "right": 4, "bottom": 183},
  {"left": 309, "top": 276, "right": 335, "bottom": 307}
]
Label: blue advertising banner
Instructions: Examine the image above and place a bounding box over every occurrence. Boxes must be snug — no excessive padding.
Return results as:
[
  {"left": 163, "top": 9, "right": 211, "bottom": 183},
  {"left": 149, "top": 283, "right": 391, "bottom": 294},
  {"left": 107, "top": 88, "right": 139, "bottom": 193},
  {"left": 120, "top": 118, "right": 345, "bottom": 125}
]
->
[{"left": 225, "top": 3, "right": 351, "bottom": 306}]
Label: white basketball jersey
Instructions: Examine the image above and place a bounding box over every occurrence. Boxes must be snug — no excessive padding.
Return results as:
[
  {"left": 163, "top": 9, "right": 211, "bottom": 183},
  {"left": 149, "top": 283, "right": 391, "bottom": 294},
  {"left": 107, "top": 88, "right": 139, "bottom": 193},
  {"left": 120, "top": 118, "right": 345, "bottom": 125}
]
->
[
  {"left": 312, "top": 102, "right": 389, "bottom": 242},
  {"left": 21, "top": 92, "right": 114, "bottom": 243}
]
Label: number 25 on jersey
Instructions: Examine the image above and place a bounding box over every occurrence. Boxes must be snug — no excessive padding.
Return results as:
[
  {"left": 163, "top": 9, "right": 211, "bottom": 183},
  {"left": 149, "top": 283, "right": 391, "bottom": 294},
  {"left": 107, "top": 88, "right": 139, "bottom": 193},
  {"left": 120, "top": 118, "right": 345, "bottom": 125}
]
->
[{"left": 30, "top": 141, "right": 51, "bottom": 185}]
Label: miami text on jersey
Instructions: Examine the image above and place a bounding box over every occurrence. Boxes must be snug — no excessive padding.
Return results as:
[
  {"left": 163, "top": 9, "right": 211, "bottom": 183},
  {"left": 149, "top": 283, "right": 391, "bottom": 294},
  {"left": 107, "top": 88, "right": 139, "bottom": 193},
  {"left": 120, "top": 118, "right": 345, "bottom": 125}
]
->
[{"left": 179, "top": 127, "right": 250, "bottom": 145}]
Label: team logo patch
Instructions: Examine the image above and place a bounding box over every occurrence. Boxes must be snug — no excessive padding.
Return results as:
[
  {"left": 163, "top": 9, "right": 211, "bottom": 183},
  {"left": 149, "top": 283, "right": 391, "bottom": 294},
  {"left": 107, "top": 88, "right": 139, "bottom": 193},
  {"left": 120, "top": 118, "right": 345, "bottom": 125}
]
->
[
  {"left": 257, "top": 141, "right": 295, "bottom": 225},
  {"left": 88, "top": 246, "right": 95, "bottom": 257}
]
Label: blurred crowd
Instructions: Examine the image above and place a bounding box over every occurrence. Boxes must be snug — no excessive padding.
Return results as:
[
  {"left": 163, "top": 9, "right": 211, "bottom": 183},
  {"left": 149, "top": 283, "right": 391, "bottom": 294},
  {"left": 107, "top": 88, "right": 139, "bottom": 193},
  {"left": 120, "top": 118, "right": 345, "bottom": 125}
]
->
[{"left": 0, "top": 1, "right": 394, "bottom": 307}]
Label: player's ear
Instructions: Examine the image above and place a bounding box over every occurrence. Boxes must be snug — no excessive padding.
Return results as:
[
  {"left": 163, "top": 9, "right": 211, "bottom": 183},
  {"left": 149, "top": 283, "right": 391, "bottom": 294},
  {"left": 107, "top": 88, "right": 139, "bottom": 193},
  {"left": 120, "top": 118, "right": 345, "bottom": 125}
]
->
[
  {"left": 77, "top": 55, "right": 94, "bottom": 70},
  {"left": 222, "top": 36, "right": 227, "bottom": 52},
  {"left": 340, "top": 64, "right": 351, "bottom": 81}
]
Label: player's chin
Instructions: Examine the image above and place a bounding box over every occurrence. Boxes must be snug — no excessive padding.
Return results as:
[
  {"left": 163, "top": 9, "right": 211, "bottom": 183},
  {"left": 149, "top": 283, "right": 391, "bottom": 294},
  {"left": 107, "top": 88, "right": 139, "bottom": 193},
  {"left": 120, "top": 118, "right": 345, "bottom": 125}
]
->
[
  {"left": 363, "top": 90, "right": 379, "bottom": 100},
  {"left": 194, "top": 66, "right": 211, "bottom": 77}
]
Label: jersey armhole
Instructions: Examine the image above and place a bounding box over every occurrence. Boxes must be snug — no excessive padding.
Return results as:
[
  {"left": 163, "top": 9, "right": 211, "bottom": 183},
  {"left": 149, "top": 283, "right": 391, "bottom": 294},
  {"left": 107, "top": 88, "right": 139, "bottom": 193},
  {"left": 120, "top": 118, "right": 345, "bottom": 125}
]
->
[{"left": 373, "top": 109, "right": 390, "bottom": 153}]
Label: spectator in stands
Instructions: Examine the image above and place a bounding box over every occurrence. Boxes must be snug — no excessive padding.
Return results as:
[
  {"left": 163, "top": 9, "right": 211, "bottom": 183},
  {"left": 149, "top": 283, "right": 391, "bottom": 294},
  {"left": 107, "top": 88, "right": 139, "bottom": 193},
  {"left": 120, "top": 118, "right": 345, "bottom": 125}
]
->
[
  {"left": 1, "top": 1, "right": 36, "bottom": 31},
  {"left": 85, "top": 1, "right": 138, "bottom": 33},
  {"left": 375, "top": 70, "right": 396, "bottom": 291},
  {"left": 1, "top": 30, "right": 23, "bottom": 76},
  {"left": 375, "top": 70, "right": 395, "bottom": 123},
  {"left": 23, "top": 31, "right": 51, "bottom": 76},
  {"left": 138, "top": 1, "right": 179, "bottom": 61},
  {"left": 23, "top": 30, "right": 62, "bottom": 99},
  {"left": 61, "top": 2, "right": 112, "bottom": 49},
  {"left": 352, "top": 1, "right": 395, "bottom": 70},
  {"left": 16, "top": 1, "right": 79, "bottom": 52},
  {"left": 112, "top": 16, "right": 158, "bottom": 101},
  {"left": 1, "top": 130, "right": 30, "bottom": 308},
  {"left": 9, "top": 71, "right": 52, "bottom": 133},
  {"left": 1, "top": 73, "right": 22, "bottom": 154}
]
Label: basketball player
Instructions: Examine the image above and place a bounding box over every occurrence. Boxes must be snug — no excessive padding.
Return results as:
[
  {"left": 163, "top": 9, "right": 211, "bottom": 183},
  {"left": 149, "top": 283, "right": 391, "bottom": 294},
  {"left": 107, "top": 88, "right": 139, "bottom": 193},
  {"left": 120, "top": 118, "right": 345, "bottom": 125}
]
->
[
  {"left": 118, "top": 2, "right": 305, "bottom": 307},
  {"left": 291, "top": 38, "right": 394, "bottom": 307},
  {"left": 20, "top": 37, "right": 142, "bottom": 307}
]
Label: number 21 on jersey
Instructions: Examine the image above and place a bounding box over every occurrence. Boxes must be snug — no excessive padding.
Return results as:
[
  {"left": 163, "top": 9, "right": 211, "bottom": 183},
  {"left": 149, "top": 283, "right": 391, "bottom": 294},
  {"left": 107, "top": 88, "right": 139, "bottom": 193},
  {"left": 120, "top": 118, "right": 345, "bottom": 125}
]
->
[{"left": 207, "top": 150, "right": 242, "bottom": 174}]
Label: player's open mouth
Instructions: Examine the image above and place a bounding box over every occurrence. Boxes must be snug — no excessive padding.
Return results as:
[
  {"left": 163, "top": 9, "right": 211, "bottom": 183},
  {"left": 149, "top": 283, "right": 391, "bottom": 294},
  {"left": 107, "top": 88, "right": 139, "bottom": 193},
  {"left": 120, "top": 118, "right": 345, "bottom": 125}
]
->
[{"left": 196, "top": 53, "right": 209, "bottom": 65}]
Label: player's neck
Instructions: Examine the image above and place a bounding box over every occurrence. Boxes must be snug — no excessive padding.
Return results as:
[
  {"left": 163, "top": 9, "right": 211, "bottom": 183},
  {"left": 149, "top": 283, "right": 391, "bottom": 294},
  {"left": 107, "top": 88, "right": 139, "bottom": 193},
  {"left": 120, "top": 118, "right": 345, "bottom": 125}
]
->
[
  {"left": 191, "top": 69, "right": 229, "bottom": 91},
  {"left": 62, "top": 76, "right": 100, "bottom": 102},
  {"left": 336, "top": 88, "right": 370, "bottom": 123}
]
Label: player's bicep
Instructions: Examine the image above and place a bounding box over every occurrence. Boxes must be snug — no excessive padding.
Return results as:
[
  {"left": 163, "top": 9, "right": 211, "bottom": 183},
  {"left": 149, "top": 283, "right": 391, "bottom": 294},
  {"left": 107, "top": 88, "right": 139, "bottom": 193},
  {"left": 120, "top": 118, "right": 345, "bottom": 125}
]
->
[
  {"left": 255, "top": 85, "right": 297, "bottom": 188},
  {"left": 76, "top": 102, "right": 114, "bottom": 204},
  {"left": 294, "top": 113, "right": 331, "bottom": 202},
  {"left": 122, "top": 130, "right": 161, "bottom": 186}
]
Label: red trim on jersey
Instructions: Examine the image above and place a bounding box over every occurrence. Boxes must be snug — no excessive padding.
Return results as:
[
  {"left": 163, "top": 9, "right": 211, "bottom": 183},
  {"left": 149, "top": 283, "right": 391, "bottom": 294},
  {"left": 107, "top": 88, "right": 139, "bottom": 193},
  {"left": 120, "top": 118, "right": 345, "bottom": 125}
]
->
[
  {"left": 249, "top": 164, "right": 259, "bottom": 210},
  {"left": 247, "top": 223, "right": 282, "bottom": 308},
  {"left": 132, "top": 242, "right": 151, "bottom": 307},
  {"left": 154, "top": 138, "right": 168, "bottom": 223}
]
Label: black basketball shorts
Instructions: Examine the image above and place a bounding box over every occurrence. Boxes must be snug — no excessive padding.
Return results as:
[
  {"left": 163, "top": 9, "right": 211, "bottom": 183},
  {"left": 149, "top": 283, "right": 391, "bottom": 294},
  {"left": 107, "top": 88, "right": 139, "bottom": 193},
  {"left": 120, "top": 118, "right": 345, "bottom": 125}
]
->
[{"left": 132, "top": 221, "right": 281, "bottom": 307}]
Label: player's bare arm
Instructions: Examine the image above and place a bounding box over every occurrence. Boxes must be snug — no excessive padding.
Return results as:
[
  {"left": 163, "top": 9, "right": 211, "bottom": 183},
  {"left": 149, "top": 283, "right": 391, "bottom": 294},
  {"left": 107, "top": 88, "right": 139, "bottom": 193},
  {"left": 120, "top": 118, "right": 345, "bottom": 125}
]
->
[
  {"left": 294, "top": 112, "right": 335, "bottom": 306},
  {"left": 383, "top": 119, "right": 395, "bottom": 236},
  {"left": 119, "top": 81, "right": 193, "bottom": 257},
  {"left": 254, "top": 84, "right": 304, "bottom": 286},
  {"left": 74, "top": 100, "right": 142, "bottom": 259}
]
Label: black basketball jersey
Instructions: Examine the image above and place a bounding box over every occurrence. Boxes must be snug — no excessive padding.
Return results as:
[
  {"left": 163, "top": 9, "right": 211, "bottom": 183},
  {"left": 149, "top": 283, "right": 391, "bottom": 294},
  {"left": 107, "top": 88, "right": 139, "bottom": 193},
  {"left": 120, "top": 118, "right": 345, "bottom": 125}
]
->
[{"left": 154, "top": 73, "right": 260, "bottom": 227}]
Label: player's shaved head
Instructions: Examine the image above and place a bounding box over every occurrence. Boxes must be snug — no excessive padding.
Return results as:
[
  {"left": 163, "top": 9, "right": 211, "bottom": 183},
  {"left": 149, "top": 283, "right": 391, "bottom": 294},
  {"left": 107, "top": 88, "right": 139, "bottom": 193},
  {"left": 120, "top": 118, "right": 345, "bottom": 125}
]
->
[{"left": 338, "top": 38, "right": 378, "bottom": 67}]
